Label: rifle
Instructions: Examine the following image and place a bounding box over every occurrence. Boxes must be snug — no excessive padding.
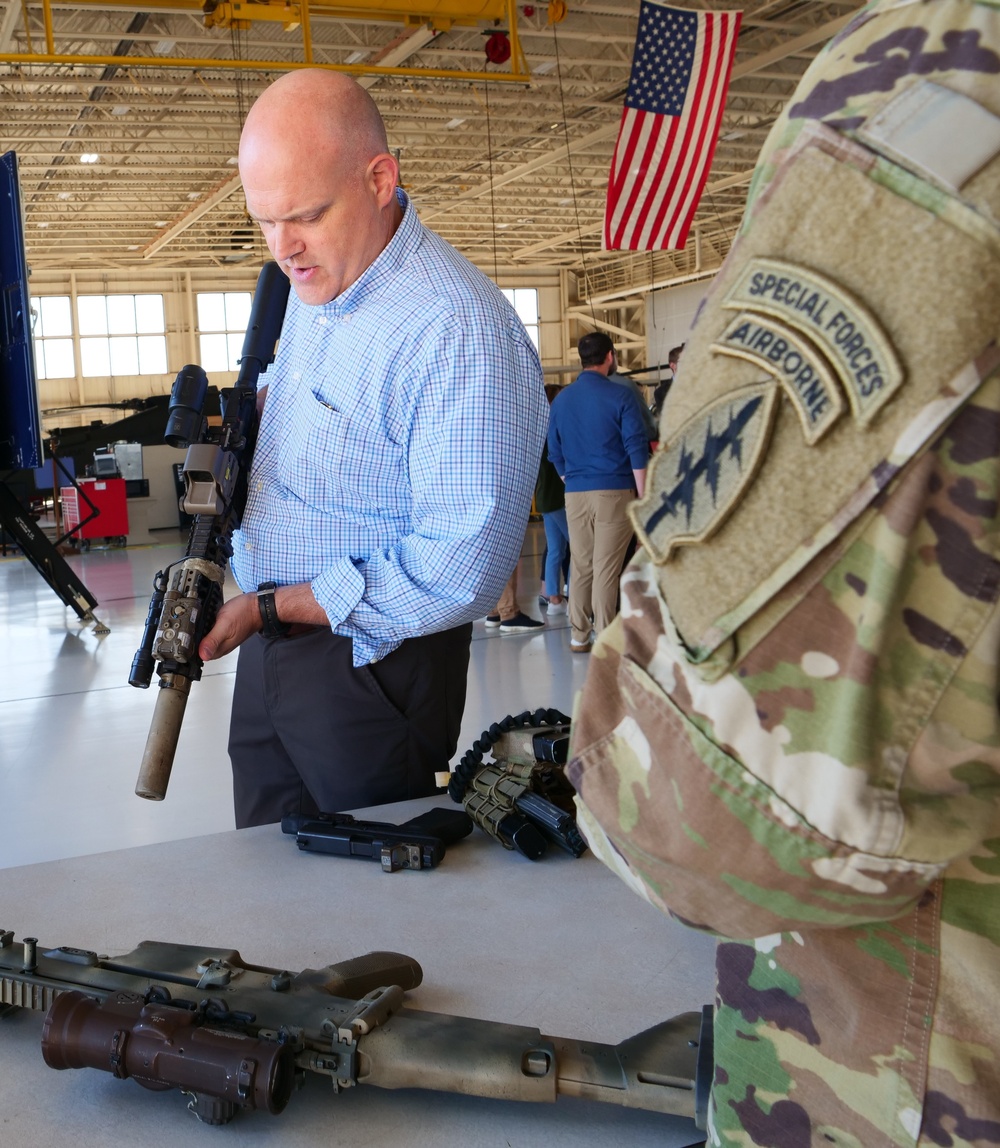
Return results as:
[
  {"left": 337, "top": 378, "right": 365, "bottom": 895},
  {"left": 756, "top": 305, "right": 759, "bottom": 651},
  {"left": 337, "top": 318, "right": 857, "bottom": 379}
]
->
[
  {"left": 0, "top": 929, "right": 711, "bottom": 1132},
  {"left": 129, "top": 262, "right": 290, "bottom": 802}
]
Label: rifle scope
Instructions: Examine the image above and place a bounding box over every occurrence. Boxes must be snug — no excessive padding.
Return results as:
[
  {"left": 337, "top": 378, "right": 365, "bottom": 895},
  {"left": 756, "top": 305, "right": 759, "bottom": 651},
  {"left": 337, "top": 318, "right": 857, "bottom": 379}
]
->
[{"left": 42, "top": 989, "right": 296, "bottom": 1117}]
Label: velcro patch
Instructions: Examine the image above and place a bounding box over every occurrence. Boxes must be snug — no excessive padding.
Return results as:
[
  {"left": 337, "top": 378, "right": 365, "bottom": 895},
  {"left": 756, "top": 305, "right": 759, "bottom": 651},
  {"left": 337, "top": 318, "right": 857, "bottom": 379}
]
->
[
  {"left": 724, "top": 257, "right": 904, "bottom": 424},
  {"left": 631, "top": 383, "right": 777, "bottom": 563},
  {"left": 858, "top": 80, "right": 1000, "bottom": 193},
  {"left": 712, "top": 314, "right": 844, "bottom": 444}
]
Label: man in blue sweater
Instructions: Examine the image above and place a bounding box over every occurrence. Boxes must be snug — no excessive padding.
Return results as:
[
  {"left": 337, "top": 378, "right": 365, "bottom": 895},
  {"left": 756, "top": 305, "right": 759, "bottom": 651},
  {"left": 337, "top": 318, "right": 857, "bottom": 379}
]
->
[{"left": 547, "top": 332, "right": 649, "bottom": 653}]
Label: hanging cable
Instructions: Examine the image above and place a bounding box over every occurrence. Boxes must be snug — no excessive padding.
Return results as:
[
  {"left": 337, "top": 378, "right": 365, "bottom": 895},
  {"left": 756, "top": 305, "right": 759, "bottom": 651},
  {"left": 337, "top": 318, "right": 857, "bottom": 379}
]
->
[
  {"left": 552, "top": 22, "right": 598, "bottom": 328},
  {"left": 483, "top": 72, "right": 501, "bottom": 285},
  {"left": 229, "top": 23, "right": 265, "bottom": 263}
]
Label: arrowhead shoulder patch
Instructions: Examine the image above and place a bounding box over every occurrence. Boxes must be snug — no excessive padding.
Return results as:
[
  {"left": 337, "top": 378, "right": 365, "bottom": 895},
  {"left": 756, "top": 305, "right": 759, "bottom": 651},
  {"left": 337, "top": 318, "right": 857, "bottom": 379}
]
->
[{"left": 631, "top": 383, "right": 778, "bottom": 563}]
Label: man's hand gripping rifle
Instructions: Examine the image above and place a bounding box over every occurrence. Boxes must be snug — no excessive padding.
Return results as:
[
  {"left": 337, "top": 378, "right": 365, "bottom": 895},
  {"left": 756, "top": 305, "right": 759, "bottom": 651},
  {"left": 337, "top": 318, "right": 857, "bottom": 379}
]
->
[{"left": 129, "top": 262, "right": 290, "bottom": 801}]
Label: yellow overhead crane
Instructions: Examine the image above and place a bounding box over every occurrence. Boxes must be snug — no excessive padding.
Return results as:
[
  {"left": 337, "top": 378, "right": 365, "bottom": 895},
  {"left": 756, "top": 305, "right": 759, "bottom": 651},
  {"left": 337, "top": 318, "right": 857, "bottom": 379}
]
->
[{"left": 2, "top": 0, "right": 533, "bottom": 83}]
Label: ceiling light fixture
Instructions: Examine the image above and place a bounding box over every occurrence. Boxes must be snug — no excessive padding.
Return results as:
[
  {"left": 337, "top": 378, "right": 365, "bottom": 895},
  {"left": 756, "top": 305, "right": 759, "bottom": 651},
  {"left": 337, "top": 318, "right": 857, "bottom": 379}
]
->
[
  {"left": 533, "top": 60, "right": 556, "bottom": 75},
  {"left": 79, "top": 153, "right": 99, "bottom": 164},
  {"left": 445, "top": 117, "right": 466, "bottom": 129},
  {"left": 345, "top": 50, "right": 368, "bottom": 64}
]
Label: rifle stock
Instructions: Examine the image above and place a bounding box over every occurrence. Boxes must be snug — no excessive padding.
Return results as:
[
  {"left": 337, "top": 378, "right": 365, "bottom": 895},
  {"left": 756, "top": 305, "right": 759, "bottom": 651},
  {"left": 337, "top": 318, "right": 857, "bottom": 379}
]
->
[
  {"left": 0, "top": 930, "right": 710, "bottom": 1131},
  {"left": 129, "top": 262, "right": 290, "bottom": 801}
]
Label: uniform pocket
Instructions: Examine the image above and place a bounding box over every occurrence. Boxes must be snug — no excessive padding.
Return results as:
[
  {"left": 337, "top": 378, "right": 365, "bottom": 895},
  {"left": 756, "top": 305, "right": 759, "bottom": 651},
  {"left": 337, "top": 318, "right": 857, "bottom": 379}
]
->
[{"left": 569, "top": 636, "right": 943, "bottom": 941}]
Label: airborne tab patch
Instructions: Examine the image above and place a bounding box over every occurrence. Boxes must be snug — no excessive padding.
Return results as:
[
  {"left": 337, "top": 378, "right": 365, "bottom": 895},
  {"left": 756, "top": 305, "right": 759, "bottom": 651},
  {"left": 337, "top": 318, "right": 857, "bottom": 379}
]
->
[
  {"left": 724, "top": 257, "right": 904, "bottom": 423},
  {"left": 712, "top": 314, "right": 844, "bottom": 444},
  {"left": 631, "top": 383, "right": 777, "bottom": 564}
]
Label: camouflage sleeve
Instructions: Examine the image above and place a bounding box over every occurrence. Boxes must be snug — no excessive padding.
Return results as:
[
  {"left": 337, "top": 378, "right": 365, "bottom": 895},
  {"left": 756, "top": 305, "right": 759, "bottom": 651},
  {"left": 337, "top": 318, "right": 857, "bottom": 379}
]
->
[
  {"left": 570, "top": 0, "right": 1000, "bottom": 939},
  {"left": 569, "top": 4, "right": 1000, "bottom": 1138},
  {"left": 570, "top": 372, "right": 1000, "bottom": 938}
]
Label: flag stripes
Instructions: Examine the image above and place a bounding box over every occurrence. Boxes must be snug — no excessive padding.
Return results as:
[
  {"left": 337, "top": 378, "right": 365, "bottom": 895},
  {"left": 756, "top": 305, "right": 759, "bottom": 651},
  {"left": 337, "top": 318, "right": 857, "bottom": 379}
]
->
[{"left": 605, "top": 3, "right": 742, "bottom": 252}]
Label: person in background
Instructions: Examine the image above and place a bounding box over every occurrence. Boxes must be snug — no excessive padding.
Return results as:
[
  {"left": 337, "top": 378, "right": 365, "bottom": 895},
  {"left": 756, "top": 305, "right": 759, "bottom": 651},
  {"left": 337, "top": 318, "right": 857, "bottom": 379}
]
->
[
  {"left": 651, "top": 342, "right": 683, "bottom": 424},
  {"left": 536, "top": 383, "right": 570, "bottom": 615},
  {"left": 547, "top": 331, "right": 649, "bottom": 654},
  {"left": 569, "top": 1, "right": 1000, "bottom": 1140},
  {"left": 199, "top": 69, "right": 546, "bottom": 826},
  {"left": 484, "top": 565, "right": 545, "bottom": 633}
]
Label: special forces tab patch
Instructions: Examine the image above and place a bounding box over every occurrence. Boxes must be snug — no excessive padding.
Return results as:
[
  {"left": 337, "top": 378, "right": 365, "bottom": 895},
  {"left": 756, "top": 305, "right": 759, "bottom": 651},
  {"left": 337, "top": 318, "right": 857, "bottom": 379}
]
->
[
  {"left": 724, "top": 257, "right": 904, "bottom": 424},
  {"left": 712, "top": 314, "right": 844, "bottom": 444},
  {"left": 631, "top": 383, "right": 777, "bottom": 564}
]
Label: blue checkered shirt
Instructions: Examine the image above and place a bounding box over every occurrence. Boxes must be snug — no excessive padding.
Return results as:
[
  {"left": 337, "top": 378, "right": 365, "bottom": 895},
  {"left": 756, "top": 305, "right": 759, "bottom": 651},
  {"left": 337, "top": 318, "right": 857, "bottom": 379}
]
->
[{"left": 231, "top": 191, "right": 547, "bottom": 665}]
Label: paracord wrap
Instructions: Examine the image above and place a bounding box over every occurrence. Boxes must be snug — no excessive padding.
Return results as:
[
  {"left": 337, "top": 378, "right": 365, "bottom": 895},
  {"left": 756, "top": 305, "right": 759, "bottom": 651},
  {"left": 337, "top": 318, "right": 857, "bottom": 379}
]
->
[{"left": 447, "top": 708, "right": 572, "bottom": 803}]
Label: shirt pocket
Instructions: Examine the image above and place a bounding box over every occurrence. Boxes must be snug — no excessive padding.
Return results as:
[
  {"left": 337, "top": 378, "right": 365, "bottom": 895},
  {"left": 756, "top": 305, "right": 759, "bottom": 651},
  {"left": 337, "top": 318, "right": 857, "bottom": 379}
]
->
[{"left": 278, "top": 388, "right": 406, "bottom": 517}]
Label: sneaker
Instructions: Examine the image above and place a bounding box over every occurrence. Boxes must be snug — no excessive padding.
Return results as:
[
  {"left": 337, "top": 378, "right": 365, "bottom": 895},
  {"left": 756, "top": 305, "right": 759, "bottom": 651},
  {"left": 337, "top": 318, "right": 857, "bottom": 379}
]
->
[
  {"left": 484, "top": 613, "right": 502, "bottom": 628},
  {"left": 570, "top": 639, "right": 592, "bottom": 653},
  {"left": 499, "top": 612, "right": 545, "bottom": 634},
  {"left": 538, "top": 594, "right": 549, "bottom": 611},
  {"left": 546, "top": 600, "right": 567, "bottom": 616}
]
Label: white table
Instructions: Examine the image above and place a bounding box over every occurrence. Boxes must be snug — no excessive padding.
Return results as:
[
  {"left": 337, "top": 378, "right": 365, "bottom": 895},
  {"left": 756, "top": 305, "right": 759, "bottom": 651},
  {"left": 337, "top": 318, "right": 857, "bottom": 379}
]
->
[{"left": 0, "top": 797, "right": 716, "bottom": 1147}]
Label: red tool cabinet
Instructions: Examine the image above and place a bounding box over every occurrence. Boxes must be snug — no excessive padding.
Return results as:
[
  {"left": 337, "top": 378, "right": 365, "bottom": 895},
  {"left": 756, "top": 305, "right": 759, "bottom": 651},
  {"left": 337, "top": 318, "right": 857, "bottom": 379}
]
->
[{"left": 61, "top": 477, "right": 129, "bottom": 546}]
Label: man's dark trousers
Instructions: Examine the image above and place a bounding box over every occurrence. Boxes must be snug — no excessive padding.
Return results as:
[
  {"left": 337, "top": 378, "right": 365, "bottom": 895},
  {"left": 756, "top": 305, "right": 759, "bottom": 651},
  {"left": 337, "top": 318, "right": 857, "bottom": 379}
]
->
[{"left": 229, "top": 623, "right": 473, "bottom": 827}]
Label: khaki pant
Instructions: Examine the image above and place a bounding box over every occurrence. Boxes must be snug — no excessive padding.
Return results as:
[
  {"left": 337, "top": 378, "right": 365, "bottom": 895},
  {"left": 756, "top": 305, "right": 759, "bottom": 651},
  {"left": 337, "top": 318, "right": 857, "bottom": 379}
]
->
[
  {"left": 565, "top": 488, "right": 636, "bottom": 644},
  {"left": 494, "top": 567, "right": 519, "bottom": 620}
]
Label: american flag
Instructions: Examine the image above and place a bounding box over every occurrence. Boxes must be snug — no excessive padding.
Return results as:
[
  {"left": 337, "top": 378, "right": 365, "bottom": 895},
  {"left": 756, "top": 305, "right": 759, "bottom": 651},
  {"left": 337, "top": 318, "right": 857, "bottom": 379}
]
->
[{"left": 604, "top": 2, "right": 742, "bottom": 251}]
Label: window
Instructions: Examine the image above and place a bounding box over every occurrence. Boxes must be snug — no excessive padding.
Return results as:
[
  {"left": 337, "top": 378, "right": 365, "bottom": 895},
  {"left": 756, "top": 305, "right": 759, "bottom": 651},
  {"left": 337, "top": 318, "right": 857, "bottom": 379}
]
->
[
  {"left": 78, "top": 293, "right": 167, "bottom": 377},
  {"left": 502, "top": 288, "right": 539, "bottom": 350},
  {"left": 197, "top": 291, "right": 252, "bottom": 372},
  {"left": 32, "top": 295, "right": 75, "bottom": 380}
]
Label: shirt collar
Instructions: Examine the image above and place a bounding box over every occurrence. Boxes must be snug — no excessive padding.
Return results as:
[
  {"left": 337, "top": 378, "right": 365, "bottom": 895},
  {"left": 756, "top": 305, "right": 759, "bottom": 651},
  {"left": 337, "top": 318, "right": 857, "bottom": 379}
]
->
[{"left": 320, "top": 188, "right": 419, "bottom": 318}]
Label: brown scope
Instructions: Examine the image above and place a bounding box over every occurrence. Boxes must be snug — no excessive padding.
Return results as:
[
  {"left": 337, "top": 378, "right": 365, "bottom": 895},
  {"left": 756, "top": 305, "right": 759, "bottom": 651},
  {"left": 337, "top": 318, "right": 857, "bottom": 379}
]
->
[{"left": 41, "top": 989, "right": 296, "bottom": 1114}]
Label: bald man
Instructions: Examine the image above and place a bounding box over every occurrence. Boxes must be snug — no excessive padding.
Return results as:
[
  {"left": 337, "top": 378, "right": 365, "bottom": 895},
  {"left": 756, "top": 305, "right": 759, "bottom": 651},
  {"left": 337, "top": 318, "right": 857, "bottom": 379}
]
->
[{"left": 200, "top": 71, "right": 546, "bottom": 827}]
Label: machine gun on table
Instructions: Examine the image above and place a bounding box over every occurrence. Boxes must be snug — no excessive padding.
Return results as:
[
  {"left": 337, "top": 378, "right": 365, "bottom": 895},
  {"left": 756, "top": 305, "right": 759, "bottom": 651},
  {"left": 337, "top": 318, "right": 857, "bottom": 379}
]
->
[
  {"left": 0, "top": 929, "right": 711, "bottom": 1133},
  {"left": 128, "top": 262, "right": 289, "bottom": 802}
]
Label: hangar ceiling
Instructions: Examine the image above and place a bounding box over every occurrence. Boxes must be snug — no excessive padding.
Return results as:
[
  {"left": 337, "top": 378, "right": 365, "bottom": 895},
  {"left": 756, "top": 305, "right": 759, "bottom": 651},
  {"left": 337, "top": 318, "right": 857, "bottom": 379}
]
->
[{"left": 2, "top": 0, "right": 865, "bottom": 296}]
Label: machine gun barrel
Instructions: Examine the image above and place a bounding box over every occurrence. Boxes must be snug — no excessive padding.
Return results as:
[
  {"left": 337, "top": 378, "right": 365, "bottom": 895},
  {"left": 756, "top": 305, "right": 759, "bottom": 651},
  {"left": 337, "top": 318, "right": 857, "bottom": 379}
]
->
[
  {"left": 130, "top": 262, "right": 289, "bottom": 802},
  {"left": 0, "top": 930, "right": 710, "bottom": 1131}
]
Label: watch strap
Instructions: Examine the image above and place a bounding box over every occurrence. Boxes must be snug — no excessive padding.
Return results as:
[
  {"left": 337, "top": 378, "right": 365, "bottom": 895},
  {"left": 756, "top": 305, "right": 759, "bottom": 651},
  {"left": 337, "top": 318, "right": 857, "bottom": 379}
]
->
[{"left": 257, "top": 581, "right": 291, "bottom": 638}]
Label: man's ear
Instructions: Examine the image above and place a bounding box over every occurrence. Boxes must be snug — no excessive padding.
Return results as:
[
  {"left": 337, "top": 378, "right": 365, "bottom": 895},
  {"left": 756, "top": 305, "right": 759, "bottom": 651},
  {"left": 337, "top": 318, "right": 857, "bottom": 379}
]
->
[{"left": 368, "top": 153, "right": 400, "bottom": 207}]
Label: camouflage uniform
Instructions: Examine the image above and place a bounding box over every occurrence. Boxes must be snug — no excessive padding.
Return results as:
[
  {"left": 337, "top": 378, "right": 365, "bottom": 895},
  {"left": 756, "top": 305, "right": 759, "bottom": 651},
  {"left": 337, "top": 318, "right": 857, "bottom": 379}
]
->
[{"left": 569, "top": 2, "right": 1000, "bottom": 1144}]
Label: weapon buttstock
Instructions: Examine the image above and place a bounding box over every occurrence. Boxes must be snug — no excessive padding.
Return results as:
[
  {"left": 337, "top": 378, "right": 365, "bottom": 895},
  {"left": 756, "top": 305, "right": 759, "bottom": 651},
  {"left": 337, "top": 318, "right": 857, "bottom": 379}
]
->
[{"left": 134, "top": 678, "right": 191, "bottom": 800}]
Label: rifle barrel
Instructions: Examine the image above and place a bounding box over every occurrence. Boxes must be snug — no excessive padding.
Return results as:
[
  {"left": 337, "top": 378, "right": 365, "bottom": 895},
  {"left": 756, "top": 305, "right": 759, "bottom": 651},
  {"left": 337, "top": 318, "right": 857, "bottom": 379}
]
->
[{"left": 134, "top": 676, "right": 190, "bottom": 800}]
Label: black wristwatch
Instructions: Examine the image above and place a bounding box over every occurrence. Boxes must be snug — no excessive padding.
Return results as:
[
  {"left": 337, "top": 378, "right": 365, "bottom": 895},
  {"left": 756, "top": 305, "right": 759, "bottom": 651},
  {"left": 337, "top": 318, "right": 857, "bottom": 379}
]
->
[{"left": 257, "top": 581, "right": 291, "bottom": 638}]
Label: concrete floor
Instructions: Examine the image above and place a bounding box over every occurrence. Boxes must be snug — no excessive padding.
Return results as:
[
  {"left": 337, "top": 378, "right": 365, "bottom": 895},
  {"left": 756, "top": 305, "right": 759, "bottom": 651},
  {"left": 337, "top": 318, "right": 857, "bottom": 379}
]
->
[
  {"left": 0, "top": 518, "right": 718, "bottom": 1148},
  {"left": 0, "top": 521, "right": 594, "bottom": 868}
]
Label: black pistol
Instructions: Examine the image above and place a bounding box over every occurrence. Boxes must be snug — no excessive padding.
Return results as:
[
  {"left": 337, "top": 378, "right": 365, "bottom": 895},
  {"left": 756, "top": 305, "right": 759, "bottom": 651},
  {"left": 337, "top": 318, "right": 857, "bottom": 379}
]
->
[{"left": 281, "top": 808, "right": 473, "bottom": 873}]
